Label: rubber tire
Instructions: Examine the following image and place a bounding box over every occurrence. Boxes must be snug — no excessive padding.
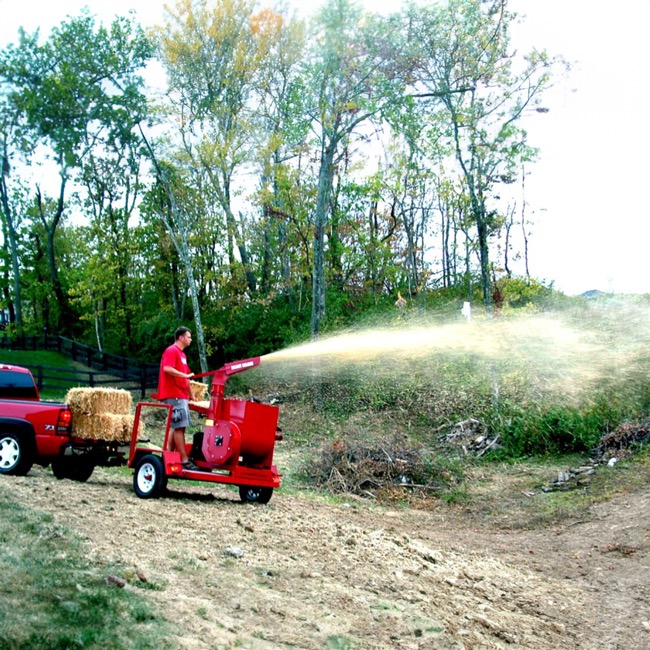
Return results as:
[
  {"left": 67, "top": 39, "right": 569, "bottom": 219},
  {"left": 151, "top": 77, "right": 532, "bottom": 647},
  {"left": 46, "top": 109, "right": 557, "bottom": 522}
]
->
[
  {"left": 0, "top": 432, "right": 33, "bottom": 476},
  {"left": 238, "top": 485, "right": 273, "bottom": 504},
  {"left": 51, "top": 457, "right": 95, "bottom": 482},
  {"left": 133, "top": 454, "right": 167, "bottom": 499}
]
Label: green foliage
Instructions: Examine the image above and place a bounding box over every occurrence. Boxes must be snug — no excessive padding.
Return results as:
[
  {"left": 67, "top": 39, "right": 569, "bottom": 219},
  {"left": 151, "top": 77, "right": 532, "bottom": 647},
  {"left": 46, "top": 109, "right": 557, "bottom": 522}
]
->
[
  {"left": 497, "top": 276, "right": 554, "bottom": 310},
  {"left": 1, "top": 13, "right": 153, "bottom": 162},
  {"left": 493, "top": 401, "right": 618, "bottom": 457},
  {"left": 133, "top": 309, "right": 189, "bottom": 363},
  {"left": 203, "top": 293, "right": 311, "bottom": 365},
  {"left": 0, "top": 0, "right": 579, "bottom": 386},
  {"left": 0, "top": 10, "right": 153, "bottom": 336}
]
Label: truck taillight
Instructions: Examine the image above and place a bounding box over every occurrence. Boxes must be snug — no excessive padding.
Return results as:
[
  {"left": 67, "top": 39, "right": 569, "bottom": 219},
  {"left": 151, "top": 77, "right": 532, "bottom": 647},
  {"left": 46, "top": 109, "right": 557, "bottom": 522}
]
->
[{"left": 57, "top": 408, "right": 72, "bottom": 434}]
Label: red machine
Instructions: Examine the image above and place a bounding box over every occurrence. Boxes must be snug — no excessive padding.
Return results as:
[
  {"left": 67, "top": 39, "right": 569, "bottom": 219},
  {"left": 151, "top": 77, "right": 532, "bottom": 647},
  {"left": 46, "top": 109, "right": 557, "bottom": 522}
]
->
[{"left": 128, "top": 357, "right": 282, "bottom": 503}]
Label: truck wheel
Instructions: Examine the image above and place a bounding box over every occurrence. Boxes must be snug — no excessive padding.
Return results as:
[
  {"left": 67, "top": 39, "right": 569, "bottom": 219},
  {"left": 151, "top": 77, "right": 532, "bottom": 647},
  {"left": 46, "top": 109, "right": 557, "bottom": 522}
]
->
[
  {"left": 238, "top": 485, "right": 273, "bottom": 504},
  {"left": 0, "top": 433, "right": 33, "bottom": 476},
  {"left": 134, "top": 454, "right": 167, "bottom": 499},
  {"left": 52, "top": 457, "right": 95, "bottom": 482}
]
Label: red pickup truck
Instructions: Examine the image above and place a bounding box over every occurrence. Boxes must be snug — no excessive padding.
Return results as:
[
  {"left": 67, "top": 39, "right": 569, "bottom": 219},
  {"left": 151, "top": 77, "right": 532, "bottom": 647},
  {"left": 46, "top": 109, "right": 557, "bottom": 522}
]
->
[{"left": 0, "top": 364, "right": 124, "bottom": 481}]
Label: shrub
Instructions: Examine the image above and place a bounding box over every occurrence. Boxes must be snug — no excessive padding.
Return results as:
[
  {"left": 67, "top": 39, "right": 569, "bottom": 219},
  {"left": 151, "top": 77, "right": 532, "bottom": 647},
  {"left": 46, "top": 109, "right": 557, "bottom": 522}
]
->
[{"left": 493, "top": 400, "right": 624, "bottom": 457}]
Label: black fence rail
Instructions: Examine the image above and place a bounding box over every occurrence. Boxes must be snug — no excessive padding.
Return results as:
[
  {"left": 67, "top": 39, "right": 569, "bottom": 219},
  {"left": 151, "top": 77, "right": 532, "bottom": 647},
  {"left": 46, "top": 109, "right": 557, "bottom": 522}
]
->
[
  {"left": 0, "top": 335, "right": 159, "bottom": 397},
  {"left": 26, "top": 365, "right": 153, "bottom": 396}
]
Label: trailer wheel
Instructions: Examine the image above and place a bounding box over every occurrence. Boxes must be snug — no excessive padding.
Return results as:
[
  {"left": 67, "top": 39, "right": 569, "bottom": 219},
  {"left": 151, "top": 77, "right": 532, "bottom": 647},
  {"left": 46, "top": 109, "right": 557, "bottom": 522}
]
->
[
  {"left": 134, "top": 454, "right": 167, "bottom": 499},
  {"left": 52, "top": 457, "right": 95, "bottom": 482},
  {"left": 0, "top": 433, "right": 33, "bottom": 476},
  {"left": 238, "top": 485, "right": 273, "bottom": 504}
]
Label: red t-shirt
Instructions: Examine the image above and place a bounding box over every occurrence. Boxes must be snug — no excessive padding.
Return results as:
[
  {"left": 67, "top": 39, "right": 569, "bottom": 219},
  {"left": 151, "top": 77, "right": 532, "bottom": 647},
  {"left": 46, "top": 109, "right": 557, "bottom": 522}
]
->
[{"left": 155, "top": 343, "right": 191, "bottom": 399}]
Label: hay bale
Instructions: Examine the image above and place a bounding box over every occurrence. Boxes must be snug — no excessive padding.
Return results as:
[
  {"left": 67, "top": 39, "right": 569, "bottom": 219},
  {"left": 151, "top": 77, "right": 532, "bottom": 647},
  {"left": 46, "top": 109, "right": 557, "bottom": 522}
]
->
[
  {"left": 71, "top": 412, "right": 140, "bottom": 443},
  {"left": 65, "top": 387, "right": 137, "bottom": 443},
  {"left": 65, "top": 387, "right": 132, "bottom": 416},
  {"left": 189, "top": 380, "right": 208, "bottom": 402}
]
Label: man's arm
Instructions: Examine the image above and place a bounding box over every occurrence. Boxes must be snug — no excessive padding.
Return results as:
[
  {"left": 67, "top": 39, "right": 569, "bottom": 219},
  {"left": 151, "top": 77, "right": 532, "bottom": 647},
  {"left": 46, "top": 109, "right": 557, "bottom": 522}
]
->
[{"left": 163, "top": 365, "right": 194, "bottom": 379}]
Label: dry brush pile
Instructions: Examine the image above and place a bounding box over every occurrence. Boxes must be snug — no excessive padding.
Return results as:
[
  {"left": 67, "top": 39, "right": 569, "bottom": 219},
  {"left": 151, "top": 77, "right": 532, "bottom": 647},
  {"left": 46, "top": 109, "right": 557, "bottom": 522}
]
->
[
  {"left": 596, "top": 420, "right": 650, "bottom": 459},
  {"left": 302, "top": 435, "right": 465, "bottom": 502}
]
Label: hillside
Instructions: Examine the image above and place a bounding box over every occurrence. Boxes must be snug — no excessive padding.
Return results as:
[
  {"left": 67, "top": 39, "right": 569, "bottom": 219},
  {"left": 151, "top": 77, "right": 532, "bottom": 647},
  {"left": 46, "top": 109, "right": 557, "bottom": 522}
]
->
[{"left": 2, "top": 454, "right": 649, "bottom": 649}]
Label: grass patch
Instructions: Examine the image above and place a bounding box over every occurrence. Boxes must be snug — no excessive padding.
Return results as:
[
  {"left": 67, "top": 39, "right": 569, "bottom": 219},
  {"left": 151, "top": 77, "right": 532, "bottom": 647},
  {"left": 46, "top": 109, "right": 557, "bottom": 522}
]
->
[
  {"left": 326, "top": 635, "right": 359, "bottom": 650},
  {"left": 0, "top": 484, "right": 170, "bottom": 649},
  {"left": 454, "top": 449, "right": 650, "bottom": 529},
  {"left": 0, "top": 349, "right": 78, "bottom": 369}
]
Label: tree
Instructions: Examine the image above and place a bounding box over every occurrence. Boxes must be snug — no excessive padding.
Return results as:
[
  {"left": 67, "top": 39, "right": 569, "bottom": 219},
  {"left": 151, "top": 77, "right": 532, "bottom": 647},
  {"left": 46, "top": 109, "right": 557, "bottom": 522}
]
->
[
  {"left": 156, "top": 0, "right": 273, "bottom": 296},
  {"left": 0, "top": 133, "right": 26, "bottom": 333},
  {"left": 252, "top": 7, "right": 306, "bottom": 298},
  {"left": 73, "top": 137, "right": 145, "bottom": 352},
  {"left": 301, "top": 0, "right": 405, "bottom": 336},
  {"left": 405, "top": 0, "right": 557, "bottom": 308},
  {"left": 139, "top": 138, "right": 211, "bottom": 374},
  {"left": 0, "top": 12, "right": 152, "bottom": 332}
]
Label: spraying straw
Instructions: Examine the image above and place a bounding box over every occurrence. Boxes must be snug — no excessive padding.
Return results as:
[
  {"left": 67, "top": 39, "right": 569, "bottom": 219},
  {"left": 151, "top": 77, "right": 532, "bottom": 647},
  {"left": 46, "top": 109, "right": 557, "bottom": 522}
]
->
[{"left": 258, "top": 300, "right": 647, "bottom": 406}]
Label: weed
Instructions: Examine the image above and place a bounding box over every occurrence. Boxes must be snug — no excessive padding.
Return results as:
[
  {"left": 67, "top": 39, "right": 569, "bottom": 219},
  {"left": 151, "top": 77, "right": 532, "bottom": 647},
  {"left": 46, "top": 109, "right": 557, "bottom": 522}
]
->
[
  {"left": 369, "top": 602, "right": 399, "bottom": 611},
  {"left": 442, "top": 487, "right": 470, "bottom": 505},
  {"left": 327, "top": 635, "right": 359, "bottom": 649}
]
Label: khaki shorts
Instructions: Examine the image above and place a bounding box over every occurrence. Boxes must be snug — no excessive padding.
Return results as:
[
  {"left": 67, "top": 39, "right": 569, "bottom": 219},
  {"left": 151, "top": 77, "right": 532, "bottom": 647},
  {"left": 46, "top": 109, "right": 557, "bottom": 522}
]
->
[{"left": 163, "top": 398, "right": 191, "bottom": 429}]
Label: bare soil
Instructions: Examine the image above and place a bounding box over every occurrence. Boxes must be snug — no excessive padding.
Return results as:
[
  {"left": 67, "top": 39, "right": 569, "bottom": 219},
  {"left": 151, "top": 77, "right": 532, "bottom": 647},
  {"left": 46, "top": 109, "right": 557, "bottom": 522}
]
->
[{"left": 3, "top": 455, "right": 649, "bottom": 650}]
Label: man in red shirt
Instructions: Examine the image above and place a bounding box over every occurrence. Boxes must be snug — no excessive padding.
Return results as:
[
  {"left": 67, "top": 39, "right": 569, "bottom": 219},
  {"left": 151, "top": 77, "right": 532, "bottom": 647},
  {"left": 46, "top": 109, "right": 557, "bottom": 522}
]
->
[{"left": 156, "top": 326, "right": 200, "bottom": 471}]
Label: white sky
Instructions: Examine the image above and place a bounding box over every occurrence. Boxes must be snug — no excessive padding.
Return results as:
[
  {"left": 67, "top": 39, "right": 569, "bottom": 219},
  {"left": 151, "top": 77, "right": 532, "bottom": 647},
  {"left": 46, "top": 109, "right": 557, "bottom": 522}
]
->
[{"left": 1, "top": 0, "right": 648, "bottom": 296}]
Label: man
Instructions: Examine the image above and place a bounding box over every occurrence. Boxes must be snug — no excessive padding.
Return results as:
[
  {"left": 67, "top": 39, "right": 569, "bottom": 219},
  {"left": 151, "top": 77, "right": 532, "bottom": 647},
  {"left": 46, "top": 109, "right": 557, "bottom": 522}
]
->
[{"left": 156, "top": 326, "right": 200, "bottom": 471}]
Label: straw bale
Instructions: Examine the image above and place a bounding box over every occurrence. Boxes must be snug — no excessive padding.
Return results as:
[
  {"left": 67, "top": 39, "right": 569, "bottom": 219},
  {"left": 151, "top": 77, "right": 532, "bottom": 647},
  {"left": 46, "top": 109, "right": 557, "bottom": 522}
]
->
[
  {"left": 190, "top": 380, "right": 208, "bottom": 402},
  {"left": 65, "top": 387, "right": 132, "bottom": 416},
  {"left": 189, "top": 400, "right": 210, "bottom": 414},
  {"left": 72, "top": 412, "right": 139, "bottom": 443}
]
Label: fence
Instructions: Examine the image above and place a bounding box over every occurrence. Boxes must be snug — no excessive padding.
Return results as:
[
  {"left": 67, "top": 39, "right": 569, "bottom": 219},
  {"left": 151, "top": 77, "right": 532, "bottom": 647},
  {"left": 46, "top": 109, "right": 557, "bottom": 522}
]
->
[{"left": 0, "top": 335, "right": 159, "bottom": 397}]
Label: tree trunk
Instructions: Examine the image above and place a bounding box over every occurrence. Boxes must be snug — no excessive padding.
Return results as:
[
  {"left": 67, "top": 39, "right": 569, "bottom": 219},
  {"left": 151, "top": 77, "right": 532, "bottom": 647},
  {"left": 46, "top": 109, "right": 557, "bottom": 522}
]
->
[
  {"left": 311, "top": 140, "right": 336, "bottom": 338},
  {"left": 224, "top": 203, "right": 257, "bottom": 293},
  {"left": 140, "top": 130, "right": 209, "bottom": 373},
  {"left": 36, "top": 177, "right": 75, "bottom": 332},
  {"left": 0, "top": 174, "right": 23, "bottom": 334},
  {"left": 449, "top": 105, "right": 492, "bottom": 311},
  {"left": 464, "top": 173, "right": 492, "bottom": 310},
  {"left": 521, "top": 166, "right": 530, "bottom": 279}
]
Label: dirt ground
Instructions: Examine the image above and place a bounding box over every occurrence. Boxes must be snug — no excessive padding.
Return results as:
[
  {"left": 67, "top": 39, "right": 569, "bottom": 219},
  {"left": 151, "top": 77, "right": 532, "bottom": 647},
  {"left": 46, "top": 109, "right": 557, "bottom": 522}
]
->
[{"left": 3, "top": 453, "right": 650, "bottom": 650}]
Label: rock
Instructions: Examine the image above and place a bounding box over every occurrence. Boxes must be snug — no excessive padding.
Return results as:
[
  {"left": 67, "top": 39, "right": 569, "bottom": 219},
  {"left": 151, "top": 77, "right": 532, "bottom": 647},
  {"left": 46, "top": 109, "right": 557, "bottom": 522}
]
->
[{"left": 224, "top": 546, "right": 244, "bottom": 558}]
